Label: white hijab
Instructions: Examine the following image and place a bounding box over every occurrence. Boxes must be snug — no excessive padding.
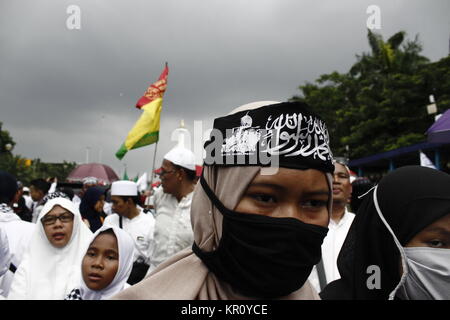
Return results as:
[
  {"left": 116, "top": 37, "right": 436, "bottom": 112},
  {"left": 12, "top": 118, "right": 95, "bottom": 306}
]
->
[
  {"left": 76, "top": 225, "right": 134, "bottom": 300},
  {"left": 8, "top": 197, "right": 93, "bottom": 300}
]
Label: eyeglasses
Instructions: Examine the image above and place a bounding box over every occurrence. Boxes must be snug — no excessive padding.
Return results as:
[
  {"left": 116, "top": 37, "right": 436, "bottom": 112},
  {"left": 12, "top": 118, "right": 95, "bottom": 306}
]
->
[
  {"left": 41, "top": 213, "right": 74, "bottom": 226},
  {"left": 158, "top": 169, "right": 176, "bottom": 177}
]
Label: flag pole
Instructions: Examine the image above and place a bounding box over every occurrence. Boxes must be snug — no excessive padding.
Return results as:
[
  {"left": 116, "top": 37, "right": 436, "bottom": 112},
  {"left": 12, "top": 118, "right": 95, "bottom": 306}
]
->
[{"left": 149, "top": 141, "right": 159, "bottom": 190}]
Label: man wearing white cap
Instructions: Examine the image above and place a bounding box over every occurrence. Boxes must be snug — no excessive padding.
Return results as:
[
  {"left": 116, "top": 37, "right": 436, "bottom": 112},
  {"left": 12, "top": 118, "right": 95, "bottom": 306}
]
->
[
  {"left": 103, "top": 180, "right": 155, "bottom": 285},
  {"left": 148, "top": 146, "right": 197, "bottom": 272},
  {"left": 21, "top": 187, "right": 33, "bottom": 212}
]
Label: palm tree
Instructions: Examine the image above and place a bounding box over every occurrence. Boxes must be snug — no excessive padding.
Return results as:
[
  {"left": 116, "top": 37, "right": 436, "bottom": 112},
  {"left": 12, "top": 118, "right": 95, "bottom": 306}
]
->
[{"left": 350, "top": 30, "right": 428, "bottom": 77}]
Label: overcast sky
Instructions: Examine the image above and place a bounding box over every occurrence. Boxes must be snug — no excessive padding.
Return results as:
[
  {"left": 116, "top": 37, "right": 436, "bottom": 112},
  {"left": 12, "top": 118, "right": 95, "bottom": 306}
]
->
[{"left": 1, "top": 0, "right": 449, "bottom": 180}]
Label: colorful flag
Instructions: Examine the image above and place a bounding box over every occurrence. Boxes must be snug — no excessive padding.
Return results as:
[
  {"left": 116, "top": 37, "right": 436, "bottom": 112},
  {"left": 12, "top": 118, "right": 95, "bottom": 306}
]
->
[
  {"left": 115, "top": 63, "right": 169, "bottom": 160},
  {"left": 136, "top": 172, "right": 148, "bottom": 192}
]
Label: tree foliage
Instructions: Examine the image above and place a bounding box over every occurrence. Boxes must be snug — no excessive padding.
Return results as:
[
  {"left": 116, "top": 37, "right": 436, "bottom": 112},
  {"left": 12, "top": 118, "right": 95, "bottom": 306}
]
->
[
  {"left": 291, "top": 30, "right": 450, "bottom": 159},
  {"left": 0, "top": 122, "right": 77, "bottom": 184}
]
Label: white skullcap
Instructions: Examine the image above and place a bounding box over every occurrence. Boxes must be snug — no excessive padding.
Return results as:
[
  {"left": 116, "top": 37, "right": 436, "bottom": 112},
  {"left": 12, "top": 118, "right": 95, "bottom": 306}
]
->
[
  {"left": 164, "top": 147, "right": 196, "bottom": 171},
  {"left": 111, "top": 181, "right": 138, "bottom": 196}
]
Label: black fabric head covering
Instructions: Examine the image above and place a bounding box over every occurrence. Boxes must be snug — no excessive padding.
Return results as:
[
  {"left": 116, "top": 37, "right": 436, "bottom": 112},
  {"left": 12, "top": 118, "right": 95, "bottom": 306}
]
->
[
  {"left": 79, "top": 186, "right": 105, "bottom": 232},
  {"left": 203, "top": 101, "right": 334, "bottom": 173},
  {"left": 321, "top": 165, "right": 450, "bottom": 300},
  {"left": 41, "top": 191, "right": 70, "bottom": 206},
  {"left": 0, "top": 170, "right": 18, "bottom": 204}
]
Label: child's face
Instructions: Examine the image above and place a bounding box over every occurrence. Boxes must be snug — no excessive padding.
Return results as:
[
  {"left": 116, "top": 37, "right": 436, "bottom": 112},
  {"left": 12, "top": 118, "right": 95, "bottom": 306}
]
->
[{"left": 82, "top": 232, "right": 119, "bottom": 291}]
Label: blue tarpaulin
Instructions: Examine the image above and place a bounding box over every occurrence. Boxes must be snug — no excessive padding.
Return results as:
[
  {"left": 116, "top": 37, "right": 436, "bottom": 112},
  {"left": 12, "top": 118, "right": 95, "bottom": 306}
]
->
[{"left": 426, "top": 109, "right": 450, "bottom": 143}]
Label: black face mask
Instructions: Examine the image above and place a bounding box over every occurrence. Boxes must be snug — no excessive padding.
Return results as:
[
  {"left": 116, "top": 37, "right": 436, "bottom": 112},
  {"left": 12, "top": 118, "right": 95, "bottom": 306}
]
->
[{"left": 192, "top": 175, "right": 329, "bottom": 299}]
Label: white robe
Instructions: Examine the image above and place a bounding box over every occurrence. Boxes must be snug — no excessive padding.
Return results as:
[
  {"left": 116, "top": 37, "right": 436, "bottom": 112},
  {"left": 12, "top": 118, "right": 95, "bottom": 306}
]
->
[
  {"left": 103, "top": 209, "right": 155, "bottom": 264},
  {"left": 0, "top": 228, "right": 10, "bottom": 298},
  {"left": 149, "top": 189, "right": 194, "bottom": 271},
  {"left": 0, "top": 204, "right": 35, "bottom": 298},
  {"left": 8, "top": 198, "right": 93, "bottom": 300}
]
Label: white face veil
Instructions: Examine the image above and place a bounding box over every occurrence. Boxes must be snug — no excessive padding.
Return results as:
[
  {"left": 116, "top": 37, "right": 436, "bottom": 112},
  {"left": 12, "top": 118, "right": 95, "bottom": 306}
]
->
[
  {"left": 78, "top": 225, "right": 135, "bottom": 300},
  {"left": 373, "top": 187, "right": 450, "bottom": 300},
  {"left": 8, "top": 197, "right": 93, "bottom": 300}
]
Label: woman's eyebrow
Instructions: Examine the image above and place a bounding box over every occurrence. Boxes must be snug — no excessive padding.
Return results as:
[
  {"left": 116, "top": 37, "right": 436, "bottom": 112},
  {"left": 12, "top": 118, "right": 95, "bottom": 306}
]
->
[
  {"left": 247, "top": 183, "right": 285, "bottom": 192},
  {"left": 423, "top": 227, "right": 450, "bottom": 236},
  {"left": 247, "top": 183, "right": 329, "bottom": 197},
  {"left": 47, "top": 210, "right": 71, "bottom": 216},
  {"left": 104, "top": 249, "right": 119, "bottom": 256},
  {"left": 302, "top": 190, "right": 330, "bottom": 198}
]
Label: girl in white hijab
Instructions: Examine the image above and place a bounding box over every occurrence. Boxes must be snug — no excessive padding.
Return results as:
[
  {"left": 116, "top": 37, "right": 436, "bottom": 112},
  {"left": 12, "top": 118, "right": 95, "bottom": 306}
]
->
[
  {"left": 8, "top": 197, "right": 93, "bottom": 300},
  {"left": 65, "top": 225, "right": 134, "bottom": 300}
]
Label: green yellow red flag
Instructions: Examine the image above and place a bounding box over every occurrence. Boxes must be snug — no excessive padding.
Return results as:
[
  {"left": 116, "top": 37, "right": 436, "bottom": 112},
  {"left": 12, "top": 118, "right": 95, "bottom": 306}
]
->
[{"left": 115, "top": 63, "right": 169, "bottom": 160}]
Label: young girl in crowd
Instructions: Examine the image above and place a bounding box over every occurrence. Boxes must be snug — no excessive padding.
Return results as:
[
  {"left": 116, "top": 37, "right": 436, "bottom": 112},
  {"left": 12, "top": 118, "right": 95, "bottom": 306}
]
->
[
  {"left": 113, "top": 100, "right": 335, "bottom": 300},
  {"left": 8, "top": 197, "right": 93, "bottom": 299},
  {"left": 320, "top": 165, "right": 450, "bottom": 300},
  {"left": 65, "top": 225, "right": 134, "bottom": 300}
]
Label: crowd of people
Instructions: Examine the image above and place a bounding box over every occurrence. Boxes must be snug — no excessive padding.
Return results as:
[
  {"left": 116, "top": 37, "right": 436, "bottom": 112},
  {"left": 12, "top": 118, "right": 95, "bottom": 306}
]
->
[{"left": 0, "top": 100, "right": 448, "bottom": 300}]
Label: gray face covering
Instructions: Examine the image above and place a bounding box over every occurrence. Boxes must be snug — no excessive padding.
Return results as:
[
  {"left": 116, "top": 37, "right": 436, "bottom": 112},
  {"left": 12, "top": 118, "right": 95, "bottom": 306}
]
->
[
  {"left": 395, "top": 247, "right": 450, "bottom": 300},
  {"left": 372, "top": 186, "right": 450, "bottom": 300}
]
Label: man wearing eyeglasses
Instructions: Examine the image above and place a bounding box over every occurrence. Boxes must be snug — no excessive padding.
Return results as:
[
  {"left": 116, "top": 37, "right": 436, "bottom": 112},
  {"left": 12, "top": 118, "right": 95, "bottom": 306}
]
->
[{"left": 148, "top": 146, "right": 197, "bottom": 273}]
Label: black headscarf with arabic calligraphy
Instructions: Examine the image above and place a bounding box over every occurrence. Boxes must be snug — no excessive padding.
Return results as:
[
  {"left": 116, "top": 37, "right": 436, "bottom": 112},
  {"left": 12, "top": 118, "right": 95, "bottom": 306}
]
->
[{"left": 203, "top": 101, "right": 335, "bottom": 174}]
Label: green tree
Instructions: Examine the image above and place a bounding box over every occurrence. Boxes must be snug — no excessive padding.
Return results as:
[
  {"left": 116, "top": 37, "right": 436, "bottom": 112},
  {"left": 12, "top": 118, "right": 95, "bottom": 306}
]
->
[
  {"left": 291, "top": 30, "right": 445, "bottom": 159},
  {"left": 0, "top": 122, "right": 17, "bottom": 172}
]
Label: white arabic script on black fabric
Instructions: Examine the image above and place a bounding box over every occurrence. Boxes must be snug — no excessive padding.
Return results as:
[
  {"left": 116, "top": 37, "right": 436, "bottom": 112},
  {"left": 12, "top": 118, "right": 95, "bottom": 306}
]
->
[{"left": 221, "top": 113, "right": 332, "bottom": 161}]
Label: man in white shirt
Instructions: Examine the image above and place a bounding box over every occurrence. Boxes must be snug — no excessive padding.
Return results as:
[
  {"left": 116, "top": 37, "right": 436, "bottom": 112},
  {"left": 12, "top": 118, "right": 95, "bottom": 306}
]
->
[
  {"left": 29, "top": 178, "right": 50, "bottom": 223},
  {"left": 103, "top": 180, "right": 155, "bottom": 284},
  {"left": 148, "top": 146, "right": 197, "bottom": 272},
  {"left": 0, "top": 171, "right": 35, "bottom": 297},
  {"left": 308, "top": 160, "right": 355, "bottom": 293},
  {"left": 21, "top": 187, "right": 33, "bottom": 211}
]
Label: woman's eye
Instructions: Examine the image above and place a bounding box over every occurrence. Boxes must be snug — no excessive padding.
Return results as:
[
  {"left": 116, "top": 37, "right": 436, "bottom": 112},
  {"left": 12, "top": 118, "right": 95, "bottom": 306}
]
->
[
  {"left": 250, "top": 194, "right": 276, "bottom": 203},
  {"left": 428, "top": 240, "right": 445, "bottom": 248},
  {"left": 301, "top": 200, "right": 328, "bottom": 209},
  {"left": 86, "top": 251, "right": 96, "bottom": 257}
]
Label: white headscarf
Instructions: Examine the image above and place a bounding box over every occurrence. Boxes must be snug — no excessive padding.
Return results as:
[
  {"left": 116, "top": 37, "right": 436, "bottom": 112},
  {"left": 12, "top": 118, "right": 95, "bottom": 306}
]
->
[
  {"left": 76, "top": 225, "right": 134, "bottom": 300},
  {"left": 8, "top": 197, "right": 93, "bottom": 300}
]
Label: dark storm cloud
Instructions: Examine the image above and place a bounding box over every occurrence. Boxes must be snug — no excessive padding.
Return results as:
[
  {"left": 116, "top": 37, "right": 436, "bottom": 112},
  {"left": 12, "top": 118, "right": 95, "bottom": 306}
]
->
[{"left": 1, "top": 0, "right": 449, "bottom": 178}]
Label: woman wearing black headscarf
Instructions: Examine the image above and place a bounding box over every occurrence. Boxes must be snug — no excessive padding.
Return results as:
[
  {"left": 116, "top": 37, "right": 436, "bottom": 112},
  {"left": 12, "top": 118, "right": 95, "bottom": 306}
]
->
[
  {"left": 320, "top": 165, "right": 450, "bottom": 300},
  {"left": 79, "top": 187, "right": 106, "bottom": 233}
]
